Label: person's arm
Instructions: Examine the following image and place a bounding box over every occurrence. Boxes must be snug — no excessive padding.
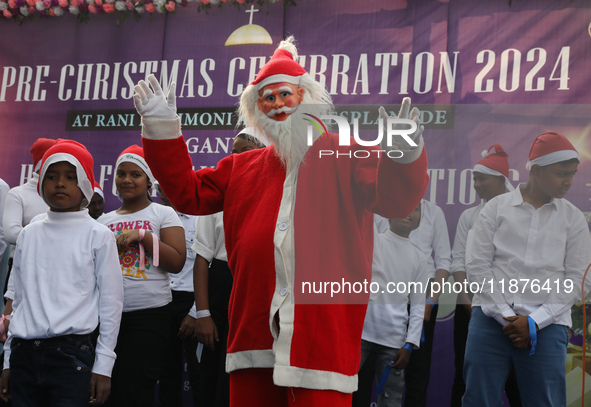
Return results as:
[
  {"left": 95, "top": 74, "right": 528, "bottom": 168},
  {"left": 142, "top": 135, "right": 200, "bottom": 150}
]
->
[
  {"left": 390, "top": 345, "right": 412, "bottom": 370},
  {"left": 450, "top": 210, "right": 475, "bottom": 311},
  {"left": 428, "top": 206, "right": 451, "bottom": 305},
  {"left": 134, "top": 75, "right": 230, "bottom": 217},
  {"left": 91, "top": 233, "right": 124, "bottom": 379},
  {"left": 0, "top": 369, "right": 10, "bottom": 402},
  {"left": 467, "top": 199, "right": 516, "bottom": 326},
  {"left": 407, "top": 257, "right": 428, "bottom": 347},
  {"left": 528, "top": 211, "right": 591, "bottom": 330},
  {"left": 117, "top": 226, "right": 186, "bottom": 274},
  {"left": 2, "top": 191, "right": 23, "bottom": 246},
  {"left": 0, "top": 181, "right": 10, "bottom": 258},
  {"left": 453, "top": 271, "right": 472, "bottom": 313},
  {"left": 193, "top": 255, "right": 218, "bottom": 350}
]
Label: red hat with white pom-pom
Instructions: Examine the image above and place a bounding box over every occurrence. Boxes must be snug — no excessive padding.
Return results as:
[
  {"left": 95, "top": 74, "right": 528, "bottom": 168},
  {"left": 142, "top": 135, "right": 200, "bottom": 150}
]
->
[
  {"left": 38, "top": 139, "right": 94, "bottom": 208},
  {"left": 251, "top": 36, "right": 306, "bottom": 91},
  {"left": 473, "top": 144, "right": 509, "bottom": 179},
  {"left": 525, "top": 131, "right": 579, "bottom": 170}
]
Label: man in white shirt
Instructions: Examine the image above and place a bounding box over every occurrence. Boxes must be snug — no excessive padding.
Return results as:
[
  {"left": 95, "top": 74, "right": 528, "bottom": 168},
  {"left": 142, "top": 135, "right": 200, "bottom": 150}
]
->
[
  {"left": 463, "top": 132, "right": 591, "bottom": 406},
  {"left": 449, "top": 144, "right": 521, "bottom": 406}
]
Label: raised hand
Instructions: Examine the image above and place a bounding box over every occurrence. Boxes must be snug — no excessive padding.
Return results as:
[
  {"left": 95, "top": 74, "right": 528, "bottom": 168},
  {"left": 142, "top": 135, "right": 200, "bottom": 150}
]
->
[
  {"left": 379, "top": 98, "right": 424, "bottom": 151},
  {"left": 133, "top": 74, "right": 177, "bottom": 120}
]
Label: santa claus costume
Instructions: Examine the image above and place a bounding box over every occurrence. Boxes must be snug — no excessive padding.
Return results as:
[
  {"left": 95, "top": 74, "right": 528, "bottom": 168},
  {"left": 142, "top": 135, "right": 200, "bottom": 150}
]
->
[{"left": 134, "top": 37, "right": 429, "bottom": 406}]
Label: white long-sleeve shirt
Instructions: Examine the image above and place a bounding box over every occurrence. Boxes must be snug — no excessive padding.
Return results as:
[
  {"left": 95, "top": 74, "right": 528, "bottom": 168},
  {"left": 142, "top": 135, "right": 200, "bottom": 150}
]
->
[
  {"left": 362, "top": 229, "right": 428, "bottom": 349},
  {"left": 2, "top": 173, "right": 48, "bottom": 245},
  {"left": 169, "top": 212, "right": 199, "bottom": 292},
  {"left": 450, "top": 202, "right": 485, "bottom": 274},
  {"left": 0, "top": 178, "right": 10, "bottom": 259},
  {"left": 4, "top": 210, "right": 124, "bottom": 377},
  {"left": 376, "top": 199, "right": 451, "bottom": 279},
  {"left": 467, "top": 186, "right": 591, "bottom": 329}
]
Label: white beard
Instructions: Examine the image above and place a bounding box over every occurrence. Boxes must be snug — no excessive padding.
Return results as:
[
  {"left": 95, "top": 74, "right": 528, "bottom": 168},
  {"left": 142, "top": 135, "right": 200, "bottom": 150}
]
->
[{"left": 253, "top": 98, "right": 327, "bottom": 170}]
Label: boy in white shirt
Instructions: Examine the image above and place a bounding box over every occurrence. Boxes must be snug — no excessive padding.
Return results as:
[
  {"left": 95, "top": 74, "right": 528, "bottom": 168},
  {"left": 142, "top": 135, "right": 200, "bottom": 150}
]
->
[
  {"left": 375, "top": 198, "right": 451, "bottom": 406},
  {"left": 0, "top": 139, "right": 124, "bottom": 406},
  {"left": 449, "top": 144, "right": 521, "bottom": 406},
  {"left": 464, "top": 132, "right": 591, "bottom": 406},
  {"left": 356, "top": 205, "right": 428, "bottom": 407}
]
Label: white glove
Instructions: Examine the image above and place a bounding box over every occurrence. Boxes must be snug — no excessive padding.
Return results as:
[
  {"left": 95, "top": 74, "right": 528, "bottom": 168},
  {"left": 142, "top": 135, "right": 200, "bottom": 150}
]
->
[
  {"left": 379, "top": 97, "right": 424, "bottom": 164},
  {"left": 134, "top": 74, "right": 177, "bottom": 120}
]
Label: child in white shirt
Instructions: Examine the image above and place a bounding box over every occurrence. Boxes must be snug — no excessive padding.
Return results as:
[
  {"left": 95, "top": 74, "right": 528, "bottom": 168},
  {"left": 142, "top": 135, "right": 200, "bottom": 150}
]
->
[
  {"left": 0, "top": 139, "right": 123, "bottom": 406},
  {"left": 356, "top": 205, "right": 428, "bottom": 407}
]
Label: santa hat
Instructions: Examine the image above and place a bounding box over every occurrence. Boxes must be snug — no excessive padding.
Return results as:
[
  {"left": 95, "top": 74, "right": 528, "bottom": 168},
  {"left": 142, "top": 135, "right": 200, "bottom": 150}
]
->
[
  {"left": 251, "top": 36, "right": 306, "bottom": 91},
  {"left": 30, "top": 138, "right": 57, "bottom": 172},
  {"left": 38, "top": 139, "right": 94, "bottom": 208},
  {"left": 473, "top": 144, "right": 509, "bottom": 179},
  {"left": 93, "top": 180, "right": 104, "bottom": 199},
  {"left": 115, "top": 145, "right": 155, "bottom": 183},
  {"left": 526, "top": 132, "right": 579, "bottom": 170}
]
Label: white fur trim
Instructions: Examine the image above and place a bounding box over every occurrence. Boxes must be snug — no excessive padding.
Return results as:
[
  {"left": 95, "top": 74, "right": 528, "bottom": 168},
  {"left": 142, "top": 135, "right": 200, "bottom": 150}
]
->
[
  {"left": 93, "top": 186, "right": 104, "bottom": 199},
  {"left": 255, "top": 74, "right": 301, "bottom": 91},
  {"left": 525, "top": 150, "right": 579, "bottom": 170},
  {"left": 225, "top": 349, "right": 275, "bottom": 372},
  {"left": 115, "top": 153, "right": 155, "bottom": 184},
  {"left": 40, "top": 153, "right": 93, "bottom": 208},
  {"left": 141, "top": 117, "right": 182, "bottom": 140},
  {"left": 273, "top": 364, "right": 358, "bottom": 393},
  {"left": 472, "top": 164, "right": 505, "bottom": 178}
]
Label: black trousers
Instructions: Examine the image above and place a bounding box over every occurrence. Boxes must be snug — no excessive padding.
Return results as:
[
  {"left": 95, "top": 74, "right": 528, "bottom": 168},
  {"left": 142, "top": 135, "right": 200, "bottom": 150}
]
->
[
  {"left": 199, "top": 259, "right": 233, "bottom": 407},
  {"left": 159, "top": 290, "right": 201, "bottom": 407},
  {"left": 105, "top": 304, "right": 170, "bottom": 407},
  {"left": 403, "top": 304, "right": 438, "bottom": 407}
]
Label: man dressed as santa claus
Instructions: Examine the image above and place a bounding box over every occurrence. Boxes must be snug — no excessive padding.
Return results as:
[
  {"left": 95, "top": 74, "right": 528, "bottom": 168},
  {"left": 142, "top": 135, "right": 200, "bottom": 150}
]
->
[{"left": 133, "top": 36, "right": 429, "bottom": 406}]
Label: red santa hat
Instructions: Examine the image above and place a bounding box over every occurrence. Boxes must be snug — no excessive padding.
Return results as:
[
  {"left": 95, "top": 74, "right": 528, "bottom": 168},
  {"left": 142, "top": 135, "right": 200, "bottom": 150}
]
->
[
  {"left": 30, "top": 138, "right": 57, "bottom": 172},
  {"left": 38, "top": 139, "right": 94, "bottom": 208},
  {"left": 473, "top": 144, "right": 509, "bottom": 179},
  {"left": 251, "top": 37, "right": 306, "bottom": 91},
  {"left": 93, "top": 180, "right": 104, "bottom": 199},
  {"left": 115, "top": 145, "right": 155, "bottom": 183},
  {"left": 525, "top": 131, "right": 579, "bottom": 170}
]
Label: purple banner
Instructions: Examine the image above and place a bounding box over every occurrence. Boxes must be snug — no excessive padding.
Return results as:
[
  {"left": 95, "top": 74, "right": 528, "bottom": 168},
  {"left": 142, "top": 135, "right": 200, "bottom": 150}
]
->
[{"left": 1, "top": 1, "right": 590, "bottom": 405}]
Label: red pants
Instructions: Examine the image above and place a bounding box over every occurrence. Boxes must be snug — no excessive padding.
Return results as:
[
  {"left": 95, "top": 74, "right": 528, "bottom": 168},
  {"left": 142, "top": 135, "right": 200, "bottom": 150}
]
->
[{"left": 230, "top": 368, "right": 352, "bottom": 407}]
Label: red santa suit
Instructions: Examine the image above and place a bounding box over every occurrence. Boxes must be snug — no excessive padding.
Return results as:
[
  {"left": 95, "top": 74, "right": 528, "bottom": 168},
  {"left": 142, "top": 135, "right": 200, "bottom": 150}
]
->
[
  {"left": 135, "top": 37, "right": 428, "bottom": 403},
  {"left": 143, "top": 132, "right": 427, "bottom": 392}
]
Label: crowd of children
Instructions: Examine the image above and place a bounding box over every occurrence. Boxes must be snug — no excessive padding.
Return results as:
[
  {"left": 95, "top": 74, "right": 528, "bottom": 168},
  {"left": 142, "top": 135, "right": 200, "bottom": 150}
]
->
[{"left": 0, "top": 127, "right": 588, "bottom": 407}]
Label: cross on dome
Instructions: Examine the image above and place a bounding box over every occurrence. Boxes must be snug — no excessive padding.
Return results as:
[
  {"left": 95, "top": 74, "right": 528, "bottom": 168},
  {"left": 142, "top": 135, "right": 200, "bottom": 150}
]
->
[{"left": 245, "top": 4, "right": 259, "bottom": 25}]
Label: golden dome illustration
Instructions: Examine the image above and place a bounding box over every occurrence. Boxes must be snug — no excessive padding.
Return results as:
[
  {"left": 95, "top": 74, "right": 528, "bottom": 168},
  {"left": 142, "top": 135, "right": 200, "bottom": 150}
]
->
[{"left": 225, "top": 5, "right": 273, "bottom": 47}]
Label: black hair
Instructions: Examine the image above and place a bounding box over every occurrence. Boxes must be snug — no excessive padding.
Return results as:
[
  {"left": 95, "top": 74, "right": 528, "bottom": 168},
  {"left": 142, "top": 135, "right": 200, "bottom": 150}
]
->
[
  {"left": 235, "top": 132, "right": 265, "bottom": 149},
  {"left": 556, "top": 158, "right": 579, "bottom": 166}
]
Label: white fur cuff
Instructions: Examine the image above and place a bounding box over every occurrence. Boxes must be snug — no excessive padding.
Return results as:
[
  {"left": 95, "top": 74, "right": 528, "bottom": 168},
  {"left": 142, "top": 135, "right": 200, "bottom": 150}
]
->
[{"left": 141, "top": 117, "right": 182, "bottom": 140}]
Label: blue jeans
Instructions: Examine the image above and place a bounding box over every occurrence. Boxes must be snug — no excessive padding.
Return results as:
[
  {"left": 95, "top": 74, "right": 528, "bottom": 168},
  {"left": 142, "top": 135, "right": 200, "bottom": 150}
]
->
[
  {"left": 463, "top": 307, "right": 568, "bottom": 407},
  {"left": 9, "top": 334, "right": 94, "bottom": 407},
  {"left": 358, "top": 339, "right": 404, "bottom": 407}
]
